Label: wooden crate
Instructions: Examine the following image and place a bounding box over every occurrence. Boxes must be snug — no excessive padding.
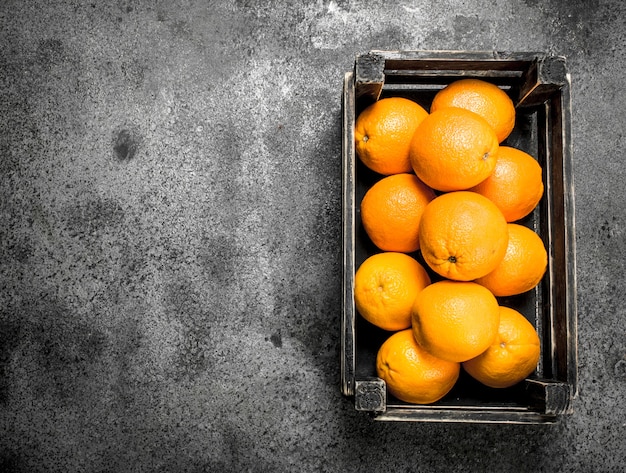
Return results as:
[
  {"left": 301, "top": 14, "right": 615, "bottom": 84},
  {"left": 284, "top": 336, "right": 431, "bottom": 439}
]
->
[{"left": 341, "top": 51, "right": 577, "bottom": 424}]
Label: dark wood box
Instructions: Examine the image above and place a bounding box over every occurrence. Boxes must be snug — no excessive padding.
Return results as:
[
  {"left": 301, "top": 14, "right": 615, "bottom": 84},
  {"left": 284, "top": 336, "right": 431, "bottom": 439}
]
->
[{"left": 341, "top": 51, "right": 577, "bottom": 423}]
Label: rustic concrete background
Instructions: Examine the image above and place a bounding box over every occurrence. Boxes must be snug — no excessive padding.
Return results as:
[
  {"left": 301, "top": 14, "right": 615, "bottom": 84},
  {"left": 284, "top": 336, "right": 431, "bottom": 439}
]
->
[{"left": 1, "top": 0, "right": 625, "bottom": 471}]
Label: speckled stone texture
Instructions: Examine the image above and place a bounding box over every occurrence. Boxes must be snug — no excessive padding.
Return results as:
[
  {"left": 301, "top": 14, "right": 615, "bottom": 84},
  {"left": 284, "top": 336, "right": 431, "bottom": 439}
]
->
[{"left": 0, "top": 0, "right": 625, "bottom": 471}]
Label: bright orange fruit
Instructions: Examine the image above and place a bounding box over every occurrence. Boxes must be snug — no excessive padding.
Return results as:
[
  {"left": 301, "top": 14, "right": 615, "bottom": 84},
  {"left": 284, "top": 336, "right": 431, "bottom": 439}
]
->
[
  {"left": 409, "top": 107, "right": 499, "bottom": 191},
  {"left": 469, "top": 146, "right": 544, "bottom": 222},
  {"left": 355, "top": 97, "right": 429, "bottom": 175},
  {"left": 376, "top": 329, "right": 460, "bottom": 404},
  {"left": 360, "top": 173, "right": 436, "bottom": 253},
  {"left": 474, "top": 223, "right": 548, "bottom": 297},
  {"left": 463, "top": 306, "right": 541, "bottom": 388},
  {"left": 354, "top": 252, "right": 431, "bottom": 331},
  {"left": 430, "top": 78, "right": 516, "bottom": 143},
  {"left": 418, "top": 191, "right": 509, "bottom": 281},
  {"left": 411, "top": 280, "right": 501, "bottom": 363}
]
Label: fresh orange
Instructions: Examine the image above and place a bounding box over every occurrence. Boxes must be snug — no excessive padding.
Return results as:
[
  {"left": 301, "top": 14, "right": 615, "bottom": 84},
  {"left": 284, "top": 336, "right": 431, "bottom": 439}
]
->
[
  {"left": 463, "top": 306, "right": 541, "bottom": 388},
  {"left": 474, "top": 223, "right": 548, "bottom": 297},
  {"left": 355, "top": 97, "right": 429, "bottom": 175},
  {"left": 430, "top": 78, "right": 516, "bottom": 143},
  {"left": 360, "top": 173, "right": 436, "bottom": 253},
  {"left": 354, "top": 252, "right": 431, "bottom": 331},
  {"left": 411, "top": 280, "right": 500, "bottom": 363},
  {"left": 409, "top": 107, "right": 499, "bottom": 191},
  {"left": 468, "top": 146, "right": 544, "bottom": 222},
  {"left": 376, "top": 329, "right": 460, "bottom": 404},
  {"left": 418, "top": 191, "right": 508, "bottom": 281}
]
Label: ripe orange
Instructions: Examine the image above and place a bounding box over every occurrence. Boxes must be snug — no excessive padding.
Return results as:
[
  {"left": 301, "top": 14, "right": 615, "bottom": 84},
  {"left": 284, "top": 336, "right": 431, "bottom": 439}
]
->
[
  {"left": 430, "top": 78, "right": 516, "bottom": 143},
  {"left": 474, "top": 223, "right": 548, "bottom": 297},
  {"left": 418, "top": 191, "right": 508, "bottom": 281},
  {"left": 409, "top": 107, "right": 499, "bottom": 191},
  {"left": 376, "top": 329, "right": 460, "bottom": 404},
  {"left": 354, "top": 252, "right": 431, "bottom": 331},
  {"left": 411, "top": 280, "right": 500, "bottom": 363},
  {"left": 355, "top": 97, "right": 429, "bottom": 175},
  {"left": 469, "top": 146, "right": 544, "bottom": 222},
  {"left": 463, "top": 306, "right": 541, "bottom": 388},
  {"left": 360, "top": 173, "right": 436, "bottom": 253}
]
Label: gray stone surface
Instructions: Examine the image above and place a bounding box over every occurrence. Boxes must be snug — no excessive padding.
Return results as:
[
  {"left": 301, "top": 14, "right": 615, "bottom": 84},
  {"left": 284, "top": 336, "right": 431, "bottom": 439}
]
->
[{"left": 1, "top": 0, "right": 625, "bottom": 471}]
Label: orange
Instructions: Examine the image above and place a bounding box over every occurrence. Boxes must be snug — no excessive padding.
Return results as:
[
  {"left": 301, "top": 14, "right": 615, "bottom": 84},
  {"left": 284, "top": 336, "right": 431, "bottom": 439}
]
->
[
  {"left": 430, "top": 78, "right": 516, "bottom": 143},
  {"left": 409, "top": 107, "right": 499, "bottom": 191},
  {"left": 360, "top": 173, "right": 436, "bottom": 253},
  {"left": 418, "top": 191, "right": 508, "bottom": 281},
  {"left": 474, "top": 223, "right": 548, "bottom": 297},
  {"left": 355, "top": 97, "right": 429, "bottom": 175},
  {"left": 411, "top": 280, "right": 500, "bottom": 363},
  {"left": 354, "top": 252, "right": 431, "bottom": 331},
  {"left": 376, "top": 329, "right": 460, "bottom": 404},
  {"left": 468, "top": 146, "right": 544, "bottom": 222},
  {"left": 463, "top": 306, "right": 541, "bottom": 388}
]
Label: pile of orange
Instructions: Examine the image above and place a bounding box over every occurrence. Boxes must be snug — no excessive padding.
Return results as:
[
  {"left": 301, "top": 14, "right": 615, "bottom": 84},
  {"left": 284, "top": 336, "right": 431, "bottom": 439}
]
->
[{"left": 353, "top": 79, "right": 546, "bottom": 404}]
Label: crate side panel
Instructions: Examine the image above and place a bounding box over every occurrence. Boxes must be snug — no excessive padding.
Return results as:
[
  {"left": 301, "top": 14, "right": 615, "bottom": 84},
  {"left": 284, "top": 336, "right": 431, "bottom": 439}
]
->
[{"left": 341, "top": 71, "right": 357, "bottom": 397}]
